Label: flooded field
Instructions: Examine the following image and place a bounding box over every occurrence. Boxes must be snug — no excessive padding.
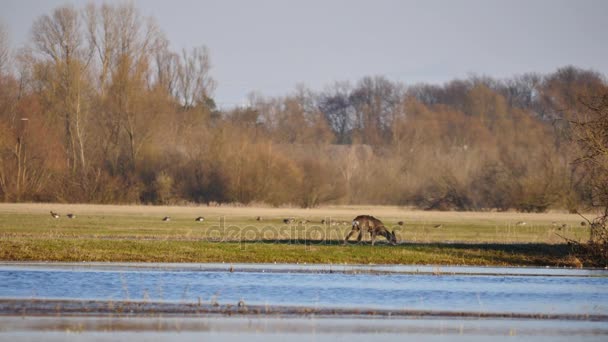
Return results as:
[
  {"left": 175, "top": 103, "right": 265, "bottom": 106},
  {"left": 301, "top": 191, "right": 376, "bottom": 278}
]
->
[
  {"left": 1, "top": 263, "right": 608, "bottom": 315},
  {"left": 1, "top": 262, "right": 607, "bottom": 340}
]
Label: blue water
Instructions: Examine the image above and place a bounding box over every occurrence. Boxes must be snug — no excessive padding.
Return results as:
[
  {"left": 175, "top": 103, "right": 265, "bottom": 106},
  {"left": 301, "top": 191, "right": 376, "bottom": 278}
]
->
[{"left": 1, "top": 264, "right": 608, "bottom": 315}]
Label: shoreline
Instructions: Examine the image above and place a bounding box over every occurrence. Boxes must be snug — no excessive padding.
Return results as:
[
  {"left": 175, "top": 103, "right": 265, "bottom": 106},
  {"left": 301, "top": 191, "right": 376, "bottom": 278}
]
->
[
  {"left": 1, "top": 298, "right": 607, "bottom": 322},
  {"left": 1, "top": 261, "right": 607, "bottom": 276}
]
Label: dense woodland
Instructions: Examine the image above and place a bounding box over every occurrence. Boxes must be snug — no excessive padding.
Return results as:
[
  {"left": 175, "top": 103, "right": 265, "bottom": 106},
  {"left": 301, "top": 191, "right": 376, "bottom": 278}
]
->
[{"left": 0, "top": 3, "right": 607, "bottom": 210}]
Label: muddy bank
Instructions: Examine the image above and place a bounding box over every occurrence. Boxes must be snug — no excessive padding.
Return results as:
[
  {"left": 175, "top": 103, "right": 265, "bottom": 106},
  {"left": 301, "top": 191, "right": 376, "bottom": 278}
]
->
[{"left": 1, "top": 299, "right": 607, "bottom": 321}]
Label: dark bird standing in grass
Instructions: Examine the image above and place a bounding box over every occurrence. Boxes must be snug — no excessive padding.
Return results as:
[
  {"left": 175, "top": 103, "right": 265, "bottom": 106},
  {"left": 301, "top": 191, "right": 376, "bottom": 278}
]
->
[
  {"left": 67, "top": 213, "right": 75, "bottom": 219},
  {"left": 195, "top": 216, "right": 205, "bottom": 222},
  {"left": 162, "top": 216, "right": 171, "bottom": 221},
  {"left": 397, "top": 221, "right": 404, "bottom": 226},
  {"left": 50, "top": 211, "right": 59, "bottom": 219}
]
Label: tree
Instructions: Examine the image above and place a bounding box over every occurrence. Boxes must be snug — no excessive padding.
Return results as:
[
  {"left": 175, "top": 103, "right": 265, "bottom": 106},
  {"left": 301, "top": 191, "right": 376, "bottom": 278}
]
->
[
  {"left": 349, "top": 76, "right": 403, "bottom": 145},
  {"left": 569, "top": 90, "right": 608, "bottom": 266},
  {"left": 175, "top": 46, "right": 215, "bottom": 109},
  {"left": 31, "top": 5, "right": 92, "bottom": 175},
  {"left": 318, "top": 82, "right": 354, "bottom": 144},
  {"left": 86, "top": 2, "right": 164, "bottom": 170}
]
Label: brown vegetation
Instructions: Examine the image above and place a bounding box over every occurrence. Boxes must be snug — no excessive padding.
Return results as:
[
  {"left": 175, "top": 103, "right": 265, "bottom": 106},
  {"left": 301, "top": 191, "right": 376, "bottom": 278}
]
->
[
  {"left": 0, "top": 3, "right": 606, "bottom": 212},
  {"left": 567, "top": 91, "right": 608, "bottom": 266}
]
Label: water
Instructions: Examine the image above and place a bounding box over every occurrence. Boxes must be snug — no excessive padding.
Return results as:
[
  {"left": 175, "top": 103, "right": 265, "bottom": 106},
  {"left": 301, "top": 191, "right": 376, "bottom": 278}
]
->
[
  {"left": 1, "top": 263, "right": 608, "bottom": 315},
  {"left": 2, "top": 316, "right": 608, "bottom": 341}
]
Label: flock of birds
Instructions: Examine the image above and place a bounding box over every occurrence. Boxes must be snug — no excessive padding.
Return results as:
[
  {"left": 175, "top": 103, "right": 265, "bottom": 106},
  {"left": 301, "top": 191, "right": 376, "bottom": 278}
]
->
[
  {"left": 49, "top": 210, "right": 588, "bottom": 229},
  {"left": 50, "top": 211, "right": 205, "bottom": 222},
  {"left": 47, "top": 210, "right": 445, "bottom": 228},
  {"left": 50, "top": 211, "right": 75, "bottom": 219}
]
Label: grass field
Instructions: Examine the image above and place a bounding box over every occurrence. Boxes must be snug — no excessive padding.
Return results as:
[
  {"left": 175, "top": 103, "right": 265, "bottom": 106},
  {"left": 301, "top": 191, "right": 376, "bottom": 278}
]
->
[{"left": 0, "top": 203, "right": 593, "bottom": 266}]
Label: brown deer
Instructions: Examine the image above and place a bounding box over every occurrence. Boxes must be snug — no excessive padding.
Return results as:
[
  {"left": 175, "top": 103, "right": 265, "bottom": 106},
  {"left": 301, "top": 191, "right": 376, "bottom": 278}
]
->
[{"left": 344, "top": 215, "right": 397, "bottom": 245}]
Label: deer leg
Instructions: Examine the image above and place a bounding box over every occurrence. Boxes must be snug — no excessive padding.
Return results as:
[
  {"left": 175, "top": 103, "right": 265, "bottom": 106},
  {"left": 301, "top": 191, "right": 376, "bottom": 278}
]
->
[
  {"left": 344, "top": 228, "right": 357, "bottom": 244},
  {"left": 356, "top": 229, "right": 363, "bottom": 242},
  {"left": 371, "top": 230, "right": 377, "bottom": 246}
]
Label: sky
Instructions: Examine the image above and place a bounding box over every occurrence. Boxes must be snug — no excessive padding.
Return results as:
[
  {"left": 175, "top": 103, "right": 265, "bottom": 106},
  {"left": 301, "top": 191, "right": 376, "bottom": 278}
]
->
[{"left": 2, "top": 0, "right": 608, "bottom": 108}]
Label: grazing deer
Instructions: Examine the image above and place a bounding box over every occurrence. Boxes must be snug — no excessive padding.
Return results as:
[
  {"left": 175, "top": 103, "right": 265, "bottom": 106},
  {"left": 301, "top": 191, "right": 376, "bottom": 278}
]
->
[
  {"left": 370, "top": 225, "right": 398, "bottom": 246},
  {"left": 344, "top": 215, "right": 397, "bottom": 245}
]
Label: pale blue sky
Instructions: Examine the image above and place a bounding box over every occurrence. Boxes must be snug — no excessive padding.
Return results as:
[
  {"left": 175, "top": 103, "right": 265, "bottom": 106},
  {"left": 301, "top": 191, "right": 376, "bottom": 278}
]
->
[{"left": 2, "top": 0, "right": 607, "bottom": 107}]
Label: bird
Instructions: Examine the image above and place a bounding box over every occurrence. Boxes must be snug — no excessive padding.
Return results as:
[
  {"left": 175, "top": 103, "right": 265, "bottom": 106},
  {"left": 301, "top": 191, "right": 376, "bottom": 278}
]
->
[
  {"left": 433, "top": 224, "right": 443, "bottom": 229},
  {"left": 66, "top": 213, "right": 75, "bottom": 219},
  {"left": 162, "top": 216, "right": 171, "bottom": 221},
  {"left": 50, "top": 211, "right": 60, "bottom": 219},
  {"left": 516, "top": 221, "right": 526, "bottom": 226},
  {"left": 237, "top": 299, "right": 246, "bottom": 308},
  {"left": 320, "top": 219, "right": 326, "bottom": 224},
  {"left": 397, "top": 221, "right": 404, "bottom": 226},
  {"left": 195, "top": 216, "right": 205, "bottom": 222},
  {"left": 283, "top": 218, "right": 294, "bottom": 224},
  {"left": 581, "top": 221, "right": 587, "bottom": 226},
  {"left": 256, "top": 216, "right": 263, "bottom": 221}
]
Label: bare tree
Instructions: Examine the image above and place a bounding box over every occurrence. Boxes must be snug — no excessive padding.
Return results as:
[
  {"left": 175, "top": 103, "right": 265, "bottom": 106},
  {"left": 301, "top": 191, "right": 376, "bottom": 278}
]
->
[
  {"left": 152, "top": 34, "right": 178, "bottom": 96},
  {"left": 175, "top": 46, "right": 215, "bottom": 109},
  {"left": 31, "top": 5, "right": 91, "bottom": 174},
  {"left": 86, "top": 2, "right": 163, "bottom": 169},
  {"left": 318, "top": 82, "right": 354, "bottom": 144},
  {"left": 568, "top": 90, "right": 608, "bottom": 266}
]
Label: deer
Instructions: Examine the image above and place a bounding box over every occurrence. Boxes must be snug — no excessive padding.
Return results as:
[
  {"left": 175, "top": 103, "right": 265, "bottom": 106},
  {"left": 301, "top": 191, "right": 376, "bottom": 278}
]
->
[{"left": 344, "top": 215, "right": 397, "bottom": 246}]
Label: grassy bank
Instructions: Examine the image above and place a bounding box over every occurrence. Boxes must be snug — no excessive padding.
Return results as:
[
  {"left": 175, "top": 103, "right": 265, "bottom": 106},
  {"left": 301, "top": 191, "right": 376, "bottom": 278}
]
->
[
  {"left": 0, "top": 203, "right": 591, "bottom": 266},
  {"left": 0, "top": 238, "right": 576, "bottom": 266}
]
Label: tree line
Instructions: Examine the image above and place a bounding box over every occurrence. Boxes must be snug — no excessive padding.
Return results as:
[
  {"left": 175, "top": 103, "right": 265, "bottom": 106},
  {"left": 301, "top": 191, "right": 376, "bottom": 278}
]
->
[{"left": 0, "top": 3, "right": 606, "bottom": 210}]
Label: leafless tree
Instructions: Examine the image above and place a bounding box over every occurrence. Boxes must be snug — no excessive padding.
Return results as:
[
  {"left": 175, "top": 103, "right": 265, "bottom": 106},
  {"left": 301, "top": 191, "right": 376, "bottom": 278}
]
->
[
  {"left": 31, "top": 5, "right": 92, "bottom": 174},
  {"left": 176, "top": 46, "right": 216, "bottom": 109}
]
